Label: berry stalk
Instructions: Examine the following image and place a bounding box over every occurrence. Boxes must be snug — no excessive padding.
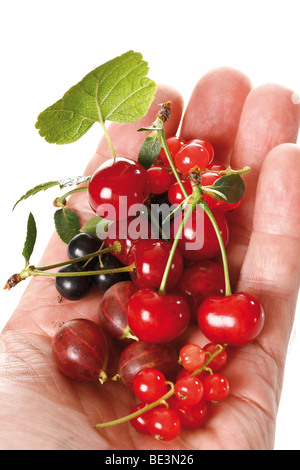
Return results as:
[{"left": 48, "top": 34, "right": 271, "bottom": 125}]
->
[
  {"left": 198, "top": 200, "right": 232, "bottom": 297},
  {"left": 158, "top": 185, "right": 201, "bottom": 295},
  {"left": 159, "top": 128, "right": 189, "bottom": 200}
]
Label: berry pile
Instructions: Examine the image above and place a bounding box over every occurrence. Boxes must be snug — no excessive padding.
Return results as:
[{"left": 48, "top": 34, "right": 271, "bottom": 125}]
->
[
  {"left": 4, "top": 53, "right": 266, "bottom": 446},
  {"left": 47, "top": 133, "right": 264, "bottom": 441}
]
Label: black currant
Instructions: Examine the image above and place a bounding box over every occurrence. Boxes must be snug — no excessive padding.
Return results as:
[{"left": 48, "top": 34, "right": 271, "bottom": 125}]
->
[
  {"left": 67, "top": 233, "right": 102, "bottom": 262},
  {"left": 92, "top": 254, "right": 131, "bottom": 291},
  {"left": 55, "top": 263, "right": 93, "bottom": 300}
]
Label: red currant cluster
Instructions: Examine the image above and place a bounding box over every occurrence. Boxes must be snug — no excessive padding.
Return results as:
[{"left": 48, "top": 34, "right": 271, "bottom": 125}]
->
[{"left": 49, "top": 133, "right": 265, "bottom": 442}]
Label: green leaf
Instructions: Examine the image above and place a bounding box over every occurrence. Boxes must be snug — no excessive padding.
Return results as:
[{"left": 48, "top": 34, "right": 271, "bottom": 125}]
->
[
  {"left": 54, "top": 208, "right": 80, "bottom": 244},
  {"left": 209, "top": 174, "right": 245, "bottom": 203},
  {"left": 22, "top": 212, "right": 37, "bottom": 264},
  {"left": 80, "top": 216, "right": 111, "bottom": 235},
  {"left": 35, "top": 51, "right": 157, "bottom": 144},
  {"left": 13, "top": 175, "right": 91, "bottom": 210},
  {"left": 138, "top": 132, "right": 161, "bottom": 169}
]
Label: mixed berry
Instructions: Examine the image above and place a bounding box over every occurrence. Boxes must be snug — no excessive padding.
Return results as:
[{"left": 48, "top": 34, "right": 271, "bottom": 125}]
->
[{"left": 5, "top": 54, "right": 265, "bottom": 443}]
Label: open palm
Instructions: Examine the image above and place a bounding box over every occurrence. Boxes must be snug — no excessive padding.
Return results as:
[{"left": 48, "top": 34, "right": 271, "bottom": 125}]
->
[{"left": 1, "top": 68, "right": 299, "bottom": 450}]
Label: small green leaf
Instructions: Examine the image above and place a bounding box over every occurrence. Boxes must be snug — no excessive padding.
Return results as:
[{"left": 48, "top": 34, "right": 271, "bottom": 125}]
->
[
  {"left": 22, "top": 212, "right": 37, "bottom": 264},
  {"left": 35, "top": 51, "right": 157, "bottom": 145},
  {"left": 209, "top": 174, "right": 245, "bottom": 203},
  {"left": 80, "top": 216, "right": 111, "bottom": 235},
  {"left": 54, "top": 208, "right": 80, "bottom": 244},
  {"left": 13, "top": 175, "right": 91, "bottom": 210},
  {"left": 138, "top": 133, "right": 161, "bottom": 169}
]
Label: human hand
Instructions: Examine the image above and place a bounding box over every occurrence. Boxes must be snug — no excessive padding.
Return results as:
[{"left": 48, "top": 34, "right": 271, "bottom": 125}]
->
[{"left": 0, "top": 67, "right": 299, "bottom": 450}]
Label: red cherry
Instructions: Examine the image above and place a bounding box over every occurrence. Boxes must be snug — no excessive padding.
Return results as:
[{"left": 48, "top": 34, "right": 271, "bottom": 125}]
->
[
  {"left": 168, "top": 396, "right": 209, "bottom": 430},
  {"left": 103, "top": 216, "right": 153, "bottom": 265},
  {"left": 148, "top": 408, "right": 181, "bottom": 441},
  {"left": 127, "top": 288, "right": 190, "bottom": 343},
  {"left": 158, "top": 136, "right": 186, "bottom": 167},
  {"left": 198, "top": 292, "right": 265, "bottom": 347},
  {"left": 171, "top": 206, "right": 230, "bottom": 261},
  {"left": 132, "top": 368, "right": 168, "bottom": 403},
  {"left": 203, "top": 373, "right": 230, "bottom": 402},
  {"left": 174, "top": 139, "right": 214, "bottom": 175},
  {"left": 147, "top": 166, "right": 172, "bottom": 194},
  {"left": 173, "top": 260, "right": 225, "bottom": 321},
  {"left": 52, "top": 319, "right": 110, "bottom": 382},
  {"left": 201, "top": 171, "right": 242, "bottom": 212},
  {"left": 127, "top": 239, "right": 183, "bottom": 290},
  {"left": 168, "top": 179, "right": 192, "bottom": 206},
  {"left": 87, "top": 157, "right": 150, "bottom": 220}
]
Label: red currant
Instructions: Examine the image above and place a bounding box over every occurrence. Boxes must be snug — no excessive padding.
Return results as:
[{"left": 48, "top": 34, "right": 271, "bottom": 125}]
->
[
  {"left": 158, "top": 136, "right": 186, "bottom": 167},
  {"left": 132, "top": 368, "right": 168, "bottom": 403},
  {"left": 174, "top": 375, "right": 204, "bottom": 405},
  {"left": 198, "top": 292, "right": 265, "bottom": 347},
  {"left": 201, "top": 171, "right": 242, "bottom": 212},
  {"left": 87, "top": 157, "right": 150, "bottom": 220},
  {"left": 127, "top": 239, "right": 183, "bottom": 290},
  {"left": 206, "top": 163, "right": 226, "bottom": 171},
  {"left": 168, "top": 396, "right": 209, "bottom": 430},
  {"left": 147, "top": 166, "right": 172, "bottom": 194},
  {"left": 148, "top": 408, "right": 181, "bottom": 441},
  {"left": 127, "top": 288, "right": 190, "bottom": 343},
  {"left": 174, "top": 139, "right": 214, "bottom": 175},
  {"left": 129, "top": 403, "right": 164, "bottom": 435},
  {"left": 203, "top": 343, "right": 228, "bottom": 372},
  {"left": 203, "top": 373, "right": 230, "bottom": 402},
  {"left": 179, "top": 344, "right": 206, "bottom": 372},
  {"left": 168, "top": 179, "right": 192, "bottom": 206}
]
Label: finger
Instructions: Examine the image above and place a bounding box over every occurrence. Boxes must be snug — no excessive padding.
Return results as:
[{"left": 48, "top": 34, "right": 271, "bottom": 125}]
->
[
  {"left": 229, "top": 84, "right": 300, "bottom": 238},
  {"left": 236, "top": 143, "right": 300, "bottom": 365},
  {"left": 85, "top": 84, "right": 184, "bottom": 176},
  {"left": 180, "top": 67, "right": 252, "bottom": 164}
]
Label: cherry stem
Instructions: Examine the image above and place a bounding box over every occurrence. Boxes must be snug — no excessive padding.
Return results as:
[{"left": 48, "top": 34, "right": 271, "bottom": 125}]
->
[
  {"left": 158, "top": 202, "right": 195, "bottom": 295},
  {"left": 159, "top": 129, "right": 189, "bottom": 199},
  {"left": 54, "top": 186, "right": 88, "bottom": 208},
  {"left": 30, "top": 263, "right": 135, "bottom": 278},
  {"left": 191, "top": 344, "right": 226, "bottom": 377},
  {"left": 198, "top": 200, "right": 232, "bottom": 297},
  {"left": 158, "top": 185, "right": 201, "bottom": 295},
  {"left": 35, "top": 241, "right": 122, "bottom": 272}
]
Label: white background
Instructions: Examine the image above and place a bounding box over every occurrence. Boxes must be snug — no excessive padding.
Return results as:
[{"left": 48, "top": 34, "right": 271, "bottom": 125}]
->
[{"left": 0, "top": 0, "right": 299, "bottom": 450}]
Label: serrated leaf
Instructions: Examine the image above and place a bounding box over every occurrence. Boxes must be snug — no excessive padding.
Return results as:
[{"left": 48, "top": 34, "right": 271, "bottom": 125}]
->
[
  {"left": 22, "top": 212, "right": 37, "bottom": 264},
  {"left": 13, "top": 175, "right": 91, "bottom": 210},
  {"left": 210, "top": 174, "right": 245, "bottom": 203},
  {"left": 54, "top": 208, "right": 80, "bottom": 244},
  {"left": 80, "top": 216, "right": 111, "bottom": 235},
  {"left": 138, "top": 133, "right": 161, "bottom": 169},
  {"left": 35, "top": 51, "right": 157, "bottom": 144}
]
